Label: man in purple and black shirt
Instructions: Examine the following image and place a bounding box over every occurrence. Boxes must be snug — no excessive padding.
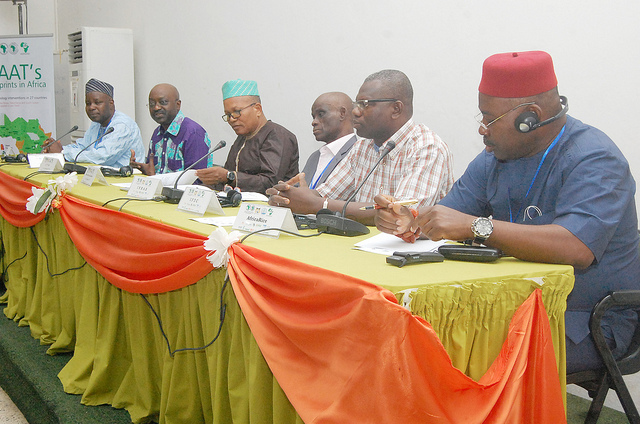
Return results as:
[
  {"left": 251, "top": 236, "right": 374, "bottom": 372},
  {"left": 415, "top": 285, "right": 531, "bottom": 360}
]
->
[{"left": 130, "top": 83, "right": 214, "bottom": 174}]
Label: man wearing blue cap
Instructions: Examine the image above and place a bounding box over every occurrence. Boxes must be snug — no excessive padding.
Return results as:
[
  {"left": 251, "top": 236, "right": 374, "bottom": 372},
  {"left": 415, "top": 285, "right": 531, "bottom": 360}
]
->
[
  {"left": 195, "top": 79, "right": 299, "bottom": 194},
  {"left": 43, "top": 78, "right": 144, "bottom": 168}
]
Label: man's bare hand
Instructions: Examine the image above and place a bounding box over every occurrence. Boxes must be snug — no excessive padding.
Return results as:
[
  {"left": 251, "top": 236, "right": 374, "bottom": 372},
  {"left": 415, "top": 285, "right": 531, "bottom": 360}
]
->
[
  {"left": 130, "top": 149, "right": 156, "bottom": 175},
  {"left": 266, "top": 173, "right": 323, "bottom": 213},
  {"left": 42, "top": 137, "right": 62, "bottom": 153},
  {"left": 195, "top": 166, "right": 229, "bottom": 185}
]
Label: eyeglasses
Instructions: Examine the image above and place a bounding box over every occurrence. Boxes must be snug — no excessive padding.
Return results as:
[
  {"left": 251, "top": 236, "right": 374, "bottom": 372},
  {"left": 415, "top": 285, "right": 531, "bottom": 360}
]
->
[
  {"left": 222, "top": 103, "right": 257, "bottom": 122},
  {"left": 475, "top": 102, "right": 535, "bottom": 130},
  {"left": 352, "top": 99, "right": 399, "bottom": 110},
  {"left": 147, "top": 99, "right": 171, "bottom": 108}
]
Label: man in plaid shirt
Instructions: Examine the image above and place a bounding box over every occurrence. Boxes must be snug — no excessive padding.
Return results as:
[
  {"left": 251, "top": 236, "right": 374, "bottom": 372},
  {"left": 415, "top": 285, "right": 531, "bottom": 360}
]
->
[{"left": 266, "top": 69, "right": 454, "bottom": 226}]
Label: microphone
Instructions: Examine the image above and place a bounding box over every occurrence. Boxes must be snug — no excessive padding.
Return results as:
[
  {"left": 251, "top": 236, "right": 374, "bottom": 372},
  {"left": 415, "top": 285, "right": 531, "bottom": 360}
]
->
[
  {"left": 63, "top": 127, "right": 115, "bottom": 174},
  {"left": 41, "top": 125, "right": 79, "bottom": 150},
  {"left": 161, "top": 140, "right": 227, "bottom": 203},
  {"left": 316, "top": 140, "right": 396, "bottom": 236}
]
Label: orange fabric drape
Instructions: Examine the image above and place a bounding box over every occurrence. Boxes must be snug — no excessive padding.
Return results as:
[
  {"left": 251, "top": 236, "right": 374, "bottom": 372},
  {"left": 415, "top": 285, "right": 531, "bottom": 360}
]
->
[
  {"left": 0, "top": 170, "right": 46, "bottom": 227},
  {"left": 58, "top": 195, "right": 213, "bottom": 293},
  {"left": 227, "top": 243, "right": 566, "bottom": 424}
]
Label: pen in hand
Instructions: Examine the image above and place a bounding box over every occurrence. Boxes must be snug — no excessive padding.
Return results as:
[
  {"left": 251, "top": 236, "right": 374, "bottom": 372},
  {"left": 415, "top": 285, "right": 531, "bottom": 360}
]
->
[{"left": 359, "top": 199, "right": 419, "bottom": 210}]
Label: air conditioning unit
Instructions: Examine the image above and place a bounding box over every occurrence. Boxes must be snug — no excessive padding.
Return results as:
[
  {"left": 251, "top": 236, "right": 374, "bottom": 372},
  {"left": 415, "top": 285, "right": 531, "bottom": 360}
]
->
[{"left": 67, "top": 27, "right": 135, "bottom": 139}]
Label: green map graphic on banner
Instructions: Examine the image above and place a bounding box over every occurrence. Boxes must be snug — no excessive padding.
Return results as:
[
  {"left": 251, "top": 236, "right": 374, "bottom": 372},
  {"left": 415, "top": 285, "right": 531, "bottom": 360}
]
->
[{"left": 0, "top": 115, "right": 50, "bottom": 153}]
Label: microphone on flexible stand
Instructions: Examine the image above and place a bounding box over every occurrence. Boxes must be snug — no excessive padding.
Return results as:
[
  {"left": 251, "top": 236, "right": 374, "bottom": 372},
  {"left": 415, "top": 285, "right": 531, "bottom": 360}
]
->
[
  {"left": 41, "top": 125, "right": 79, "bottom": 150},
  {"left": 161, "top": 140, "right": 227, "bottom": 203},
  {"left": 316, "top": 140, "right": 396, "bottom": 237},
  {"left": 63, "top": 127, "right": 115, "bottom": 174}
]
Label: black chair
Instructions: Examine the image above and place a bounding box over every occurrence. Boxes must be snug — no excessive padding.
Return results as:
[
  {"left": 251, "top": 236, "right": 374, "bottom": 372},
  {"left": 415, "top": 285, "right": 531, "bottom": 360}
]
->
[{"left": 566, "top": 290, "right": 640, "bottom": 424}]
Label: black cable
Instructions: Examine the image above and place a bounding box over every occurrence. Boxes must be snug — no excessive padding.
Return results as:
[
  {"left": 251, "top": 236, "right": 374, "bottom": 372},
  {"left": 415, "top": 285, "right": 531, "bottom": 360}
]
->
[
  {"left": 117, "top": 198, "right": 157, "bottom": 211},
  {"left": 29, "top": 227, "right": 87, "bottom": 277},
  {"left": 101, "top": 197, "right": 163, "bottom": 210},
  {"left": 140, "top": 276, "right": 229, "bottom": 357},
  {"left": 23, "top": 170, "right": 66, "bottom": 181},
  {"left": 1, "top": 251, "right": 27, "bottom": 283},
  {"left": 24, "top": 170, "right": 43, "bottom": 180},
  {"left": 101, "top": 197, "right": 134, "bottom": 207},
  {"left": 239, "top": 227, "right": 325, "bottom": 243}
]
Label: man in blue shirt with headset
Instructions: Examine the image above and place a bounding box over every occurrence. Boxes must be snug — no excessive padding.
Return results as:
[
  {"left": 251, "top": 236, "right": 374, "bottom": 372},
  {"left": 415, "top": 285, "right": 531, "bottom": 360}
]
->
[{"left": 374, "top": 50, "right": 640, "bottom": 373}]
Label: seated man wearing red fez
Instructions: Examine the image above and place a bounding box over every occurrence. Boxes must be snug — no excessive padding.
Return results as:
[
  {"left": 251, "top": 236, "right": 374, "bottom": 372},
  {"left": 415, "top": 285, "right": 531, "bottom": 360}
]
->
[{"left": 374, "top": 51, "right": 640, "bottom": 373}]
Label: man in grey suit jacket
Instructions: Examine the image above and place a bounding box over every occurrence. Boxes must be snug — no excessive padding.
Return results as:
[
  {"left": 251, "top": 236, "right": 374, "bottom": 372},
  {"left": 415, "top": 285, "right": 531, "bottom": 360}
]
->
[{"left": 301, "top": 92, "right": 356, "bottom": 189}]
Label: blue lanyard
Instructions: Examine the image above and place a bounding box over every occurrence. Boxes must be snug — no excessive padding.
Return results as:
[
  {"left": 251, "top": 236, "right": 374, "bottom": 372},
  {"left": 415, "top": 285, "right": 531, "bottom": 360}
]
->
[
  {"left": 310, "top": 160, "right": 333, "bottom": 189},
  {"left": 94, "top": 116, "right": 114, "bottom": 147},
  {"left": 508, "top": 125, "right": 565, "bottom": 223}
]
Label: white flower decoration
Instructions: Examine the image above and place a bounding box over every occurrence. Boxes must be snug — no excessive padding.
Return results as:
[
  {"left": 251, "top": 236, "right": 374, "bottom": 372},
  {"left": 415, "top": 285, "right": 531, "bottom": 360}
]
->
[
  {"left": 26, "top": 171, "right": 78, "bottom": 215},
  {"left": 48, "top": 172, "right": 78, "bottom": 196},
  {"left": 203, "top": 226, "right": 242, "bottom": 268},
  {"left": 26, "top": 186, "right": 54, "bottom": 214}
]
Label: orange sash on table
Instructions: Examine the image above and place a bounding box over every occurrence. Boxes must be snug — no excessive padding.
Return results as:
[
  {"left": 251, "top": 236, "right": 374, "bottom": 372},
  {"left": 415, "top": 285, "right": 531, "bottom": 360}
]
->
[{"left": 228, "top": 243, "right": 566, "bottom": 424}]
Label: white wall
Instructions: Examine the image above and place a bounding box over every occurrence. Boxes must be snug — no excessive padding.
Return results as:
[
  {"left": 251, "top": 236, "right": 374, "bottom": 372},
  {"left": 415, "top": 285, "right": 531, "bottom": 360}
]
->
[{"left": 2, "top": 0, "right": 639, "bottom": 212}]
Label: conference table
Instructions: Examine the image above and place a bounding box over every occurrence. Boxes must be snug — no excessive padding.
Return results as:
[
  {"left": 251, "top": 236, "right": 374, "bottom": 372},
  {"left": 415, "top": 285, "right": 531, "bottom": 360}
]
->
[{"left": 0, "top": 163, "right": 574, "bottom": 424}]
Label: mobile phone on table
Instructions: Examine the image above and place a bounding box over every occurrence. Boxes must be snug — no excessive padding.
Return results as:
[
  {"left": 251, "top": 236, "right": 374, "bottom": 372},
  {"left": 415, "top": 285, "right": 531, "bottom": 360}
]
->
[{"left": 438, "top": 244, "right": 503, "bottom": 262}]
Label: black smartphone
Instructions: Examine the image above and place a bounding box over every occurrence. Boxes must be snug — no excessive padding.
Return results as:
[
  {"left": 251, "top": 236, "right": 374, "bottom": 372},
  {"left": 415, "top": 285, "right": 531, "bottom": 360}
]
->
[
  {"left": 386, "top": 251, "right": 444, "bottom": 267},
  {"left": 438, "top": 244, "right": 503, "bottom": 262}
]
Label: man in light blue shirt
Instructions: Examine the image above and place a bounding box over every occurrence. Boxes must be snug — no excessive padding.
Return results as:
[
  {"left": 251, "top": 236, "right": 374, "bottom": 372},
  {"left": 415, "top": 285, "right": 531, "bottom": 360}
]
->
[{"left": 44, "top": 78, "right": 144, "bottom": 168}]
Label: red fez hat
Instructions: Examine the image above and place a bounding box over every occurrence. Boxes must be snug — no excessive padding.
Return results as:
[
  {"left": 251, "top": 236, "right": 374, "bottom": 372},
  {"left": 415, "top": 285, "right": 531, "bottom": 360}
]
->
[{"left": 479, "top": 51, "right": 557, "bottom": 98}]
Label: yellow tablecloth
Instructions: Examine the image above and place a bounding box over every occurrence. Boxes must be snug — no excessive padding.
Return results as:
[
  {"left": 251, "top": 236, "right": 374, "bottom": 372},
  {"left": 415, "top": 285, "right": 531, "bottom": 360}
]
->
[{"left": 0, "top": 164, "right": 574, "bottom": 423}]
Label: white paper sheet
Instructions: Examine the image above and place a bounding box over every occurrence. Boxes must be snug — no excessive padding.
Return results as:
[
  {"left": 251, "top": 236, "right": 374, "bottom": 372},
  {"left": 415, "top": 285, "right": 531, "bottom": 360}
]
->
[
  {"left": 353, "top": 233, "right": 447, "bottom": 256},
  {"left": 191, "top": 216, "right": 238, "bottom": 227}
]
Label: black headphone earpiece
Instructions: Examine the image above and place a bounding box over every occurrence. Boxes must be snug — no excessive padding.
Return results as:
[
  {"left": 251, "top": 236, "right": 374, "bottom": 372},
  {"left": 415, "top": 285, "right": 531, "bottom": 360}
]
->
[
  {"left": 2, "top": 153, "right": 28, "bottom": 163},
  {"left": 226, "top": 189, "right": 242, "bottom": 207},
  {"left": 119, "top": 165, "right": 133, "bottom": 177},
  {"left": 100, "top": 165, "right": 133, "bottom": 177},
  {"left": 514, "top": 95, "right": 568, "bottom": 134},
  {"left": 515, "top": 111, "right": 539, "bottom": 133}
]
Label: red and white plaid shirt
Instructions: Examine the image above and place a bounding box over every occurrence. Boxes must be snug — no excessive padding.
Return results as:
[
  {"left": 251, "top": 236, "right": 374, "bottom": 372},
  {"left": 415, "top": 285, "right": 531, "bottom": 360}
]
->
[{"left": 316, "top": 119, "right": 454, "bottom": 208}]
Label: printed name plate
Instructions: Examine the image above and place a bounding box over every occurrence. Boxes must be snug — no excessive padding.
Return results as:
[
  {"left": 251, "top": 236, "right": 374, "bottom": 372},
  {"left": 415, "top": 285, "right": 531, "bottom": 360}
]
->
[
  {"left": 81, "top": 166, "right": 109, "bottom": 186},
  {"left": 38, "top": 156, "right": 64, "bottom": 173},
  {"left": 127, "top": 176, "right": 163, "bottom": 199},
  {"left": 177, "top": 186, "right": 224, "bottom": 216},
  {"left": 233, "top": 203, "right": 298, "bottom": 238}
]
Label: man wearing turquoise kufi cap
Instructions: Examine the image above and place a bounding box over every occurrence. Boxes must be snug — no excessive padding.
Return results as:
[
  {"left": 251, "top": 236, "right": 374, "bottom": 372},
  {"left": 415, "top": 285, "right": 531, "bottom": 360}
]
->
[
  {"left": 196, "top": 79, "right": 299, "bottom": 194},
  {"left": 43, "top": 78, "right": 144, "bottom": 169}
]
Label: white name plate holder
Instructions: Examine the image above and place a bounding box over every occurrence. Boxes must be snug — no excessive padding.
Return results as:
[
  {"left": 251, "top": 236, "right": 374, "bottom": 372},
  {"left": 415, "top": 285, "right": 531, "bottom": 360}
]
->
[
  {"left": 38, "top": 156, "right": 64, "bottom": 173},
  {"left": 233, "top": 203, "right": 299, "bottom": 238},
  {"left": 80, "top": 166, "right": 109, "bottom": 186},
  {"left": 177, "top": 186, "right": 225, "bottom": 216},
  {"left": 127, "top": 176, "right": 163, "bottom": 199}
]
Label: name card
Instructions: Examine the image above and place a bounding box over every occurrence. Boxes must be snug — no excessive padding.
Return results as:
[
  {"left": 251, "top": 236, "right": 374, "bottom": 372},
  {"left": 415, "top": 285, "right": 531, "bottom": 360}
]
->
[
  {"left": 127, "top": 176, "right": 163, "bottom": 199},
  {"left": 28, "top": 153, "right": 65, "bottom": 169},
  {"left": 177, "top": 186, "right": 224, "bottom": 216},
  {"left": 80, "top": 166, "right": 109, "bottom": 186},
  {"left": 233, "top": 203, "right": 298, "bottom": 238},
  {"left": 38, "top": 156, "right": 64, "bottom": 173}
]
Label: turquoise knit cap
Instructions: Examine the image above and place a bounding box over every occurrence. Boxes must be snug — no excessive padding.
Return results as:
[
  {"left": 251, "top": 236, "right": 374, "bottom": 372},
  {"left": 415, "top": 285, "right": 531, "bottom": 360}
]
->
[{"left": 222, "top": 79, "right": 259, "bottom": 100}]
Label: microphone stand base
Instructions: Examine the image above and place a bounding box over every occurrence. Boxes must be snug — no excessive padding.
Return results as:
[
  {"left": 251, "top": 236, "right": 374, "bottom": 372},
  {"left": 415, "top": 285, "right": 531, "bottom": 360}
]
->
[
  {"left": 161, "top": 186, "right": 184, "bottom": 203},
  {"left": 63, "top": 163, "right": 87, "bottom": 174},
  {"left": 316, "top": 214, "right": 370, "bottom": 237}
]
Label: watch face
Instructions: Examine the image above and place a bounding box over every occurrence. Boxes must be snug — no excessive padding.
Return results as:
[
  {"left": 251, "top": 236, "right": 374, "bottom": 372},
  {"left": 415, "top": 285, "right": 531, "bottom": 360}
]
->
[{"left": 473, "top": 218, "right": 493, "bottom": 237}]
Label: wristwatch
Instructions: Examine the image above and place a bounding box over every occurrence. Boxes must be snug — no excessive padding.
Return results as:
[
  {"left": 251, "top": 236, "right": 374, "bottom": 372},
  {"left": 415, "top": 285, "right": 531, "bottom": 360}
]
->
[
  {"left": 226, "top": 171, "right": 236, "bottom": 184},
  {"left": 471, "top": 217, "right": 493, "bottom": 245}
]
